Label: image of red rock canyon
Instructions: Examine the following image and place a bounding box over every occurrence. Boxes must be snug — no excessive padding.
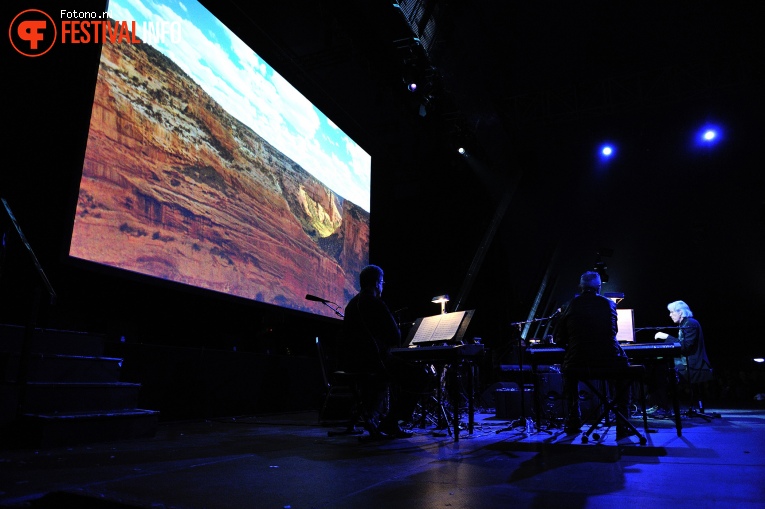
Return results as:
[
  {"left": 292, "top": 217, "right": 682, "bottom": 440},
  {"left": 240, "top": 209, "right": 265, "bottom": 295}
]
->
[{"left": 70, "top": 38, "right": 369, "bottom": 318}]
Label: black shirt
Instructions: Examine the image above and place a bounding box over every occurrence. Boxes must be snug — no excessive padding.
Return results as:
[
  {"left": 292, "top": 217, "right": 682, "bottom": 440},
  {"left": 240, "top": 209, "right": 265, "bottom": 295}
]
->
[{"left": 556, "top": 290, "right": 628, "bottom": 370}]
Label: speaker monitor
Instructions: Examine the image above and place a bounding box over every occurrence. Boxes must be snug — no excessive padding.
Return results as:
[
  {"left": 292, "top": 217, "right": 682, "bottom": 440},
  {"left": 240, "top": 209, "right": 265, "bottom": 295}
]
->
[
  {"left": 537, "top": 372, "right": 563, "bottom": 399},
  {"left": 494, "top": 388, "right": 534, "bottom": 420},
  {"left": 480, "top": 381, "right": 517, "bottom": 409}
]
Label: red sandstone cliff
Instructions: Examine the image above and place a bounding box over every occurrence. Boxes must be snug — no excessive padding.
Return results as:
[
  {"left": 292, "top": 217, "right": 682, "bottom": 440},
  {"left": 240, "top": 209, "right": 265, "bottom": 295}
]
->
[{"left": 70, "top": 37, "right": 369, "bottom": 317}]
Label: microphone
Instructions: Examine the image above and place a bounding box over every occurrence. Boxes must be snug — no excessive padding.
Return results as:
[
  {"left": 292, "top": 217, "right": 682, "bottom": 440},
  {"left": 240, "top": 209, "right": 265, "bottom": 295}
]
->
[{"left": 305, "top": 294, "right": 329, "bottom": 303}]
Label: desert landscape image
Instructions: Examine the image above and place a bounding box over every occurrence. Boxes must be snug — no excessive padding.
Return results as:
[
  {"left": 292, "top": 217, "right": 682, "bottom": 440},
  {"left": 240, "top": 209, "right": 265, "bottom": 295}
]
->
[{"left": 70, "top": 29, "right": 370, "bottom": 318}]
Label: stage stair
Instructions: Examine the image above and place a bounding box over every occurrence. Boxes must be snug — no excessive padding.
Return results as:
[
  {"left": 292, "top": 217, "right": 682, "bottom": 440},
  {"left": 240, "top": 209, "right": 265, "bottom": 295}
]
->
[{"left": 0, "top": 323, "right": 159, "bottom": 449}]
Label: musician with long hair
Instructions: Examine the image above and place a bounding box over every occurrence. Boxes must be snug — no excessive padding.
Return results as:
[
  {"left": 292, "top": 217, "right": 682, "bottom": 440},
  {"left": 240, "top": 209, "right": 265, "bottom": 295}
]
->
[{"left": 655, "top": 300, "right": 713, "bottom": 412}]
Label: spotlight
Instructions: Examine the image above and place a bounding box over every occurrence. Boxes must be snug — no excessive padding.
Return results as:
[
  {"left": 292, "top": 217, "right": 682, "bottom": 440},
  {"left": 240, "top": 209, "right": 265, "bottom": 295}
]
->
[
  {"left": 695, "top": 123, "right": 723, "bottom": 147},
  {"left": 457, "top": 147, "right": 466, "bottom": 155},
  {"left": 599, "top": 144, "right": 616, "bottom": 158},
  {"left": 597, "top": 142, "right": 616, "bottom": 165},
  {"left": 407, "top": 83, "right": 417, "bottom": 92}
]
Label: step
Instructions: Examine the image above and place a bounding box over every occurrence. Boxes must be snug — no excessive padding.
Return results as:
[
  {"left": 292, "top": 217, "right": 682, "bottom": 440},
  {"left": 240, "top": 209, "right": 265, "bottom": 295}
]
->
[
  {"left": 0, "top": 324, "right": 106, "bottom": 357},
  {"left": 2, "top": 353, "right": 124, "bottom": 383},
  {"left": 4, "top": 409, "right": 160, "bottom": 449},
  {"left": 10, "top": 381, "right": 143, "bottom": 414}
]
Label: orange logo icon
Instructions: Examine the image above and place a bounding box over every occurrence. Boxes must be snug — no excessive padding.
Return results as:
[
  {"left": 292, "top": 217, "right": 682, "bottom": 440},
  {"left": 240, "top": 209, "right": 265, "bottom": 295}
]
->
[{"left": 9, "top": 9, "right": 57, "bottom": 57}]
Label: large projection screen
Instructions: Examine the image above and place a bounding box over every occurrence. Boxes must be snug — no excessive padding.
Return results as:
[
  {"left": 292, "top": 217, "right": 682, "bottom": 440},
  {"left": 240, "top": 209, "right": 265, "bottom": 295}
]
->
[{"left": 68, "top": 0, "right": 371, "bottom": 319}]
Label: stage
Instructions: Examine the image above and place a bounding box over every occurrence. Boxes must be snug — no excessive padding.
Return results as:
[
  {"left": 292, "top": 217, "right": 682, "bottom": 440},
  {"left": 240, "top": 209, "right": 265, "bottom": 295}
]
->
[{"left": 2, "top": 405, "right": 764, "bottom": 509}]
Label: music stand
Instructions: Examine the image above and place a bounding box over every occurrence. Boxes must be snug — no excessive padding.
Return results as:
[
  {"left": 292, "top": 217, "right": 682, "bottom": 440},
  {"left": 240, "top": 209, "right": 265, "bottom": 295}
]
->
[
  {"left": 403, "top": 310, "right": 477, "bottom": 439},
  {"left": 404, "top": 309, "right": 475, "bottom": 346}
]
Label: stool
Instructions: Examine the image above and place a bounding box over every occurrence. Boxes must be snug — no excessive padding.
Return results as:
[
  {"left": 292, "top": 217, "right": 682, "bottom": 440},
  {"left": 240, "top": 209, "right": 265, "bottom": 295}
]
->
[
  {"left": 322, "top": 371, "right": 383, "bottom": 437},
  {"left": 566, "top": 364, "right": 648, "bottom": 445},
  {"left": 315, "top": 337, "right": 385, "bottom": 437}
]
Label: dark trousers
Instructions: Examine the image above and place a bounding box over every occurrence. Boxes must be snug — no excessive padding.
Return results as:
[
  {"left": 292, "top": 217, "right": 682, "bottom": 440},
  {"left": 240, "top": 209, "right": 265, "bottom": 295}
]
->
[
  {"left": 563, "top": 373, "right": 630, "bottom": 426},
  {"left": 645, "top": 364, "right": 676, "bottom": 410},
  {"left": 384, "top": 356, "right": 437, "bottom": 422}
]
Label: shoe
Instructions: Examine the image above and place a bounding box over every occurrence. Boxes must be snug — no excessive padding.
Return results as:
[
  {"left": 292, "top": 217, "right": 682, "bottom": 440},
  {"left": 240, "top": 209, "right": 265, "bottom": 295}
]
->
[
  {"left": 382, "top": 428, "right": 413, "bottom": 439},
  {"left": 652, "top": 408, "right": 673, "bottom": 420},
  {"left": 645, "top": 405, "right": 659, "bottom": 414},
  {"left": 362, "top": 414, "right": 386, "bottom": 439},
  {"left": 563, "top": 417, "right": 581, "bottom": 434},
  {"left": 379, "top": 420, "right": 414, "bottom": 439}
]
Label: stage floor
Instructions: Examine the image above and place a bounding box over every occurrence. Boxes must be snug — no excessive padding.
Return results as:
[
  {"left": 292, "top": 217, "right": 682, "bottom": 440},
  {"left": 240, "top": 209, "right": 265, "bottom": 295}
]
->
[{"left": 2, "top": 406, "right": 764, "bottom": 509}]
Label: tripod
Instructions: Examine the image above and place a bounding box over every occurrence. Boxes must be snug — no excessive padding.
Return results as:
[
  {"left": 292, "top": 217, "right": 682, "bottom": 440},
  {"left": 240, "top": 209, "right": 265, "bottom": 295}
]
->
[{"left": 412, "top": 364, "right": 452, "bottom": 436}]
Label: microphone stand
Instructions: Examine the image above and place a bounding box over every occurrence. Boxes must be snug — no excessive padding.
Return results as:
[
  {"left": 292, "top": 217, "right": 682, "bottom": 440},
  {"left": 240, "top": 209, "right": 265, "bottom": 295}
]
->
[
  {"left": 321, "top": 301, "right": 344, "bottom": 318},
  {"left": 306, "top": 296, "right": 344, "bottom": 318},
  {"left": 496, "top": 310, "right": 560, "bottom": 436}
]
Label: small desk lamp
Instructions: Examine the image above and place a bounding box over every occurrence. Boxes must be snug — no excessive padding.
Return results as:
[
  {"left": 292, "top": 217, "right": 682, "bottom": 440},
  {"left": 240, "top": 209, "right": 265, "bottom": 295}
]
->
[{"left": 431, "top": 294, "right": 449, "bottom": 314}]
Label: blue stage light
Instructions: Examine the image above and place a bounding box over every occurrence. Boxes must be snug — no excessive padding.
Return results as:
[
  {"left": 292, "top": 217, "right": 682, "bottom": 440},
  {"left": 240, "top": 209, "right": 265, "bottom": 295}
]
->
[
  {"left": 598, "top": 143, "right": 615, "bottom": 162},
  {"left": 695, "top": 124, "right": 723, "bottom": 147}
]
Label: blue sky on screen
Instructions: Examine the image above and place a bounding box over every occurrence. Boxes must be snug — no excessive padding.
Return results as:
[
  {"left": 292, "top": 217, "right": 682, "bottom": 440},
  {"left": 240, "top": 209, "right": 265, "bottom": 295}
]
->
[{"left": 107, "top": 0, "right": 371, "bottom": 212}]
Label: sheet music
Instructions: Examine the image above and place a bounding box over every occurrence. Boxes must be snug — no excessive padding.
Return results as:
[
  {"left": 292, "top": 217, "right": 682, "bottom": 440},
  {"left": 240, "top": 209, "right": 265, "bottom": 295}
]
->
[{"left": 411, "top": 311, "right": 466, "bottom": 344}]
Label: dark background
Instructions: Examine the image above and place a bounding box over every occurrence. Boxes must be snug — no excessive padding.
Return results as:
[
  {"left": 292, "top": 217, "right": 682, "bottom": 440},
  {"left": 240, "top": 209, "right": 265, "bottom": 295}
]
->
[{"left": 3, "top": 0, "right": 764, "bottom": 391}]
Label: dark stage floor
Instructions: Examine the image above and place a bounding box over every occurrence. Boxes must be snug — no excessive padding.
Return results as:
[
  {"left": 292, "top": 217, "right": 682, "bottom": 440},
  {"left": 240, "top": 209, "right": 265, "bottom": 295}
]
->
[{"left": 1, "top": 406, "right": 764, "bottom": 509}]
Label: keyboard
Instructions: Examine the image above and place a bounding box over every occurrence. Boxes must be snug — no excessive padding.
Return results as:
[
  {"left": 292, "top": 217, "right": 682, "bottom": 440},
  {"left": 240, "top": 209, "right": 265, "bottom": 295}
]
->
[
  {"left": 389, "top": 343, "right": 484, "bottom": 362},
  {"left": 525, "top": 342, "right": 682, "bottom": 364}
]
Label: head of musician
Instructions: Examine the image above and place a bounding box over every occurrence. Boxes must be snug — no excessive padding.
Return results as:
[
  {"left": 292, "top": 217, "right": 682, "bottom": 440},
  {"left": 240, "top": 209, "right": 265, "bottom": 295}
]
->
[
  {"left": 359, "top": 264, "right": 385, "bottom": 297},
  {"left": 578, "top": 271, "right": 602, "bottom": 295},
  {"left": 667, "top": 300, "right": 692, "bottom": 324}
]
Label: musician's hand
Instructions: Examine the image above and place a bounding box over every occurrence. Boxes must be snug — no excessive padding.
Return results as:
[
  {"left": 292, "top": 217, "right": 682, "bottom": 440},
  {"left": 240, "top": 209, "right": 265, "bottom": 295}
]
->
[{"left": 655, "top": 332, "right": 669, "bottom": 340}]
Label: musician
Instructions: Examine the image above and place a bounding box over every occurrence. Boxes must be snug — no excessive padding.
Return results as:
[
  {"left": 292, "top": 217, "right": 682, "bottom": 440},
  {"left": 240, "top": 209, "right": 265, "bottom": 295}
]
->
[
  {"left": 655, "top": 300, "right": 713, "bottom": 411},
  {"left": 342, "top": 264, "right": 433, "bottom": 439},
  {"left": 555, "top": 271, "right": 631, "bottom": 436}
]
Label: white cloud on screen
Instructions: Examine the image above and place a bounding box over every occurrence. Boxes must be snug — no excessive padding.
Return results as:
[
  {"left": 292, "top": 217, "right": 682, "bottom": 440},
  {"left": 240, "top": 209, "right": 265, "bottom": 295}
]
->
[{"left": 108, "top": 0, "right": 371, "bottom": 211}]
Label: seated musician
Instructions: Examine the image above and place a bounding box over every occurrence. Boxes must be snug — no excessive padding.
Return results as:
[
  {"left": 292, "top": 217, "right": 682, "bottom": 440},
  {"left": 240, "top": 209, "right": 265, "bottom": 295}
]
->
[
  {"left": 555, "top": 271, "right": 632, "bottom": 438},
  {"left": 655, "top": 300, "right": 713, "bottom": 413},
  {"left": 342, "top": 264, "right": 434, "bottom": 439}
]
